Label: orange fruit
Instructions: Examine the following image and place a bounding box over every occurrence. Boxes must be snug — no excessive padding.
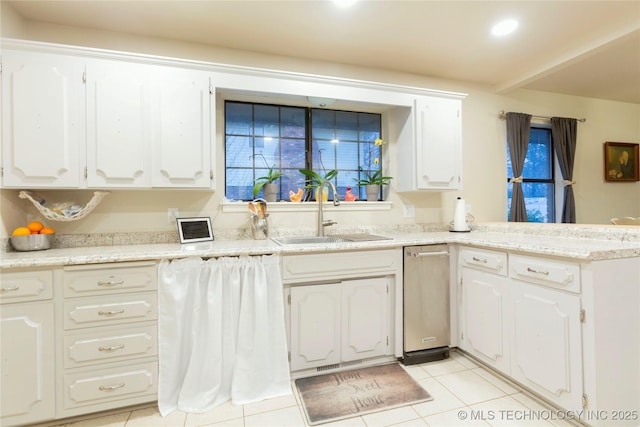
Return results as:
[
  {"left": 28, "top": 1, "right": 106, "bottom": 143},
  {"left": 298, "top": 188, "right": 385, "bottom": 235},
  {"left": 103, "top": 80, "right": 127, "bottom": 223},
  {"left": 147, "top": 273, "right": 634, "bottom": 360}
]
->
[
  {"left": 27, "top": 221, "right": 44, "bottom": 233},
  {"left": 40, "top": 227, "right": 56, "bottom": 234},
  {"left": 12, "top": 227, "right": 31, "bottom": 236}
]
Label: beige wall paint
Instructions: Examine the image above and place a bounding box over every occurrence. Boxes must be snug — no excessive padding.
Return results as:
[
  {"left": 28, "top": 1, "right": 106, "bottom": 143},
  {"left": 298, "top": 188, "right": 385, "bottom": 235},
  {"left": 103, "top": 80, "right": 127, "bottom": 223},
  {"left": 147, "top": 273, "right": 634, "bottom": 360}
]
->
[{"left": 1, "top": 6, "right": 638, "bottom": 238}]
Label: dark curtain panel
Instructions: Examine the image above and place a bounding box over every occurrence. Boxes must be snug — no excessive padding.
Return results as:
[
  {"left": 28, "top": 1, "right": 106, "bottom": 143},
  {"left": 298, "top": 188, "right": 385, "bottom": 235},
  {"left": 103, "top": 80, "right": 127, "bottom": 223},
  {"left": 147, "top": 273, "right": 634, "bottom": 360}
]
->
[
  {"left": 506, "top": 112, "right": 532, "bottom": 222},
  {"left": 551, "top": 117, "right": 578, "bottom": 223}
]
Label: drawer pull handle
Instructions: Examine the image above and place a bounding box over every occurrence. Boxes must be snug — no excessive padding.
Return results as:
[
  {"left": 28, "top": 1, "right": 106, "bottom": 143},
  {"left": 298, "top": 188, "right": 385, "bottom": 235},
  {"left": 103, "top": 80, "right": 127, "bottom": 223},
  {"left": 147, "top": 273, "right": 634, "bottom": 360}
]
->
[
  {"left": 526, "top": 267, "right": 549, "bottom": 276},
  {"left": 472, "top": 257, "right": 487, "bottom": 264},
  {"left": 98, "top": 383, "right": 125, "bottom": 392},
  {"left": 98, "top": 344, "right": 125, "bottom": 352},
  {"left": 0, "top": 286, "right": 20, "bottom": 293},
  {"left": 97, "top": 309, "right": 125, "bottom": 316},
  {"left": 97, "top": 279, "right": 124, "bottom": 287}
]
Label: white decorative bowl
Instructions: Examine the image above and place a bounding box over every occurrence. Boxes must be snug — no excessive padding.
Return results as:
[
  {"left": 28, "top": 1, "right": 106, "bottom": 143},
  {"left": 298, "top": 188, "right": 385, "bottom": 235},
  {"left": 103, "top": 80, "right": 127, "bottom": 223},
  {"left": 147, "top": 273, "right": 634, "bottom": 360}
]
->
[{"left": 10, "top": 234, "right": 55, "bottom": 251}]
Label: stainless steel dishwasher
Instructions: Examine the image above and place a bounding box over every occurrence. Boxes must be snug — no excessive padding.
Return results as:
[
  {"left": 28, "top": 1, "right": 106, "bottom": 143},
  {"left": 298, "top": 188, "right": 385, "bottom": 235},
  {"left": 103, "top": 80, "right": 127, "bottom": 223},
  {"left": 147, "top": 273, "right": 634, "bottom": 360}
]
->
[{"left": 402, "top": 245, "right": 450, "bottom": 365}]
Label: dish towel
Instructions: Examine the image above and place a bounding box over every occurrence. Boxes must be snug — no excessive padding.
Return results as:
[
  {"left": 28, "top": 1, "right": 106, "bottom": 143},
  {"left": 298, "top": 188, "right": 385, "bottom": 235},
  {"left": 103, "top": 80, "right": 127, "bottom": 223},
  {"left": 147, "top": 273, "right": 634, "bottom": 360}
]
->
[{"left": 157, "top": 255, "right": 291, "bottom": 416}]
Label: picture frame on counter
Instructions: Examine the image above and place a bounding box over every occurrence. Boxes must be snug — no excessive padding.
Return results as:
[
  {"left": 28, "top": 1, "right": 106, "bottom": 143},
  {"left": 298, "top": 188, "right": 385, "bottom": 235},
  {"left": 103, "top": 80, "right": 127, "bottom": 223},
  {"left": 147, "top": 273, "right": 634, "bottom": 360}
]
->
[
  {"left": 177, "top": 217, "right": 214, "bottom": 243},
  {"left": 604, "top": 141, "right": 639, "bottom": 182}
]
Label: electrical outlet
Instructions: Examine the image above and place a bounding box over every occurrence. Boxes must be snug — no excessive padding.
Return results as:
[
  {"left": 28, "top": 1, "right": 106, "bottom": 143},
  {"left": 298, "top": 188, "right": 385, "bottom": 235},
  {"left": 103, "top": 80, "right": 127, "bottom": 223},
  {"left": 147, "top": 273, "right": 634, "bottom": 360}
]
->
[
  {"left": 167, "top": 208, "right": 180, "bottom": 224},
  {"left": 403, "top": 205, "right": 415, "bottom": 218}
]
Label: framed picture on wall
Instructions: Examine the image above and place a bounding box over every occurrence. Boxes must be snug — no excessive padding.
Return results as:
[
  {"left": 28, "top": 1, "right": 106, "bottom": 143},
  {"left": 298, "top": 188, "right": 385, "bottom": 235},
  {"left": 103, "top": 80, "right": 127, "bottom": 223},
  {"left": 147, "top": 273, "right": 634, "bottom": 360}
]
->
[{"left": 604, "top": 142, "right": 639, "bottom": 182}]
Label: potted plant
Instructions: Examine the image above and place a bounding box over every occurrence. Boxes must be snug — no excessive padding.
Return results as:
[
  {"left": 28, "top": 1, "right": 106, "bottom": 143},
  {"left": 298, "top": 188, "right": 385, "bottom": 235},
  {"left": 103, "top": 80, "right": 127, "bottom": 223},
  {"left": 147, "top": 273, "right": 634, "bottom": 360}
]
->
[
  {"left": 355, "top": 137, "right": 392, "bottom": 201},
  {"left": 253, "top": 166, "right": 283, "bottom": 202},
  {"left": 298, "top": 168, "right": 338, "bottom": 201},
  {"left": 355, "top": 170, "right": 393, "bottom": 201}
]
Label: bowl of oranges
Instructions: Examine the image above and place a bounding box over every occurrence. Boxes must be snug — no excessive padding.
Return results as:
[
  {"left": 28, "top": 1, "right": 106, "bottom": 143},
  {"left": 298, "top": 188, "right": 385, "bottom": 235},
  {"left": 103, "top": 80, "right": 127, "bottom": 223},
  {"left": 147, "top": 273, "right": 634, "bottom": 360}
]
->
[{"left": 10, "top": 221, "right": 56, "bottom": 251}]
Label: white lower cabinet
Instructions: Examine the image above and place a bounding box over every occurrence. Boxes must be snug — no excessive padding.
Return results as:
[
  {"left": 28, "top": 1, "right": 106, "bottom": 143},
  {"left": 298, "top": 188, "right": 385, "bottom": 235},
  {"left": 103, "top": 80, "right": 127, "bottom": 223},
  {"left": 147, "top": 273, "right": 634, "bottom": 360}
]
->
[
  {"left": 511, "top": 280, "right": 583, "bottom": 411},
  {"left": 290, "top": 284, "right": 341, "bottom": 370},
  {"left": 290, "top": 277, "right": 390, "bottom": 372},
  {"left": 458, "top": 247, "right": 585, "bottom": 414},
  {"left": 0, "top": 269, "right": 55, "bottom": 427},
  {"left": 59, "top": 262, "right": 159, "bottom": 418},
  {"left": 283, "top": 249, "right": 401, "bottom": 376},
  {"left": 460, "top": 268, "right": 510, "bottom": 373}
]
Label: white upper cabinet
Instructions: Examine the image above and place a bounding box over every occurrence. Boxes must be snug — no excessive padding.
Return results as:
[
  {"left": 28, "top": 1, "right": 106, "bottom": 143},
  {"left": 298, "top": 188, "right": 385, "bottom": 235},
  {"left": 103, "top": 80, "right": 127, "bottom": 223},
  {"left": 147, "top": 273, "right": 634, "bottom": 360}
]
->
[
  {"left": 86, "top": 59, "right": 153, "bottom": 188},
  {"left": 396, "top": 96, "right": 463, "bottom": 191},
  {"left": 2, "top": 45, "right": 214, "bottom": 190},
  {"left": 151, "top": 67, "right": 212, "bottom": 188},
  {"left": 1, "top": 51, "right": 84, "bottom": 188},
  {"left": 86, "top": 60, "right": 213, "bottom": 189}
]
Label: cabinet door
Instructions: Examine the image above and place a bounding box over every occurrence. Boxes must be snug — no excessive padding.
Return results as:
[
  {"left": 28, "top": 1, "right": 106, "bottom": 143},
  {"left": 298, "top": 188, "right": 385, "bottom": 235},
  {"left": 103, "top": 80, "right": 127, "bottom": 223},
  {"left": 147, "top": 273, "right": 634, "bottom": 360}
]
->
[
  {"left": 151, "top": 67, "right": 212, "bottom": 188},
  {"left": 290, "top": 284, "right": 341, "bottom": 371},
  {"left": 1, "top": 51, "right": 83, "bottom": 188},
  {"left": 511, "top": 281, "right": 583, "bottom": 411},
  {"left": 0, "top": 303, "right": 55, "bottom": 426},
  {"left": 85, "top": 59, "right": 152, "bottom": 188},
  {"left": 460, "top": 267, "right": 510, "bottom": 373},
  {"left": 341, "top": 278, "right": 389, "bottom": 362},
  {"left": 415, "top": 96, "right": 461, "bottom": 190}
]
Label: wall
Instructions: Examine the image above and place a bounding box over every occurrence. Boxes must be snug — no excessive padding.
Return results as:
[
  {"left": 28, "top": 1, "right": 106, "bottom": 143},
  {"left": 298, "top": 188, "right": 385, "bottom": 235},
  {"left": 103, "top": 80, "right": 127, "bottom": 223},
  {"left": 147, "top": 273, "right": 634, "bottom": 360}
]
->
[{"left": 1, "top": 4, "right": 638, "bottom": 239}]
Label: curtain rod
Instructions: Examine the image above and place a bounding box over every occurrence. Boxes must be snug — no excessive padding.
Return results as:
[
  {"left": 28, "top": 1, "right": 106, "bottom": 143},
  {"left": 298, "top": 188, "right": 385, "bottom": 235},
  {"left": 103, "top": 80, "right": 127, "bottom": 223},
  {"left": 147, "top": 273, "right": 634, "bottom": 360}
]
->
[{"left": 498, "top": 110, "right": 586, "bottom": 123}]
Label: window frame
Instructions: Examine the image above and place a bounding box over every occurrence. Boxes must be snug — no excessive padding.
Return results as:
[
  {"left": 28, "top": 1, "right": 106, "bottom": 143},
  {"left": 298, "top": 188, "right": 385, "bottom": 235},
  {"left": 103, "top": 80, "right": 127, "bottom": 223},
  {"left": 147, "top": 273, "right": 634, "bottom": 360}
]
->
[
  {"left": 223, "top": 100, "right": 386, "bottom": 202},
  {"left": 507, "top": 123, "right": 556, "bottom": 223}
]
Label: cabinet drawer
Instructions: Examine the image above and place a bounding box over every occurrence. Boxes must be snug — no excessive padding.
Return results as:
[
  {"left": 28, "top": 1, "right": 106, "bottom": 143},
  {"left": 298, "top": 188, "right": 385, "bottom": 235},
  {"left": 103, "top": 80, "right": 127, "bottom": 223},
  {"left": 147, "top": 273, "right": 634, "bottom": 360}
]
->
[
  {"left": 63, "top": 361, "right": 157, "bottom": 409},
  {"left": 64, "top": 325, "right": 157, "bottom": 368},
  {"left": 64, "top": 293, "right": 157, "bottom": 330},
  {"left": 0, "top": 269, "right": 53, "bottom": 304},
  {"left": 460, "top": 247, "right": 508, "bottom": 276},
  {"left": 282, "top": 249, "right": 399, "bottom": 283},
  {"left": 510, "top": 254, "right": 580, "bottom": 293},
  {"left": 63, "top": 261, "right": 157, "bottom": 298}
]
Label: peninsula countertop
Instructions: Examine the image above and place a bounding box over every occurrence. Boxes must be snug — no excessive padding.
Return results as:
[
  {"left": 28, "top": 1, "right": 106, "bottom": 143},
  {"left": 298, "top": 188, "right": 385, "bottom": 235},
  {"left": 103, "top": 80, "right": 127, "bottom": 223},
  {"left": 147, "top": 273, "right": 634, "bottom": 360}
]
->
[{"left": 3, "top": 230, "right": 640, "bottom": 269}]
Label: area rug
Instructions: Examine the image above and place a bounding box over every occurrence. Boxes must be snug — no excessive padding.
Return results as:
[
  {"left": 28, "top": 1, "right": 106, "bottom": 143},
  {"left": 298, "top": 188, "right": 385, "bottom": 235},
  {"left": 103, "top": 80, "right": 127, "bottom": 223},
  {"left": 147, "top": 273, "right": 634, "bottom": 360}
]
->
[{"left": 295, "top": 363, "right": 433, "bottom": 425}]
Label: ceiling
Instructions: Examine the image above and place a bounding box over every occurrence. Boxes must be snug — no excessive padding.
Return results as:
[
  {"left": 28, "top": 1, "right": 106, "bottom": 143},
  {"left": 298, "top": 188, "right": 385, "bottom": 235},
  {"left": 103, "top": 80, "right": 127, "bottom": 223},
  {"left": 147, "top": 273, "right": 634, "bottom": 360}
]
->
[{"left": 5, "top": 0, "right": 640, "bottom": 104}]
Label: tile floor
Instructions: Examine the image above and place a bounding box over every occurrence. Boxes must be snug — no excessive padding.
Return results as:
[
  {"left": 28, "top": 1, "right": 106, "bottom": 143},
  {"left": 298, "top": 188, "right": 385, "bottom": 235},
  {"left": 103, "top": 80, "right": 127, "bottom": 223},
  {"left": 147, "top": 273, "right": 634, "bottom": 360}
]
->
[{"left": 37, "top": 351, "right": 580, "bottom": 427}]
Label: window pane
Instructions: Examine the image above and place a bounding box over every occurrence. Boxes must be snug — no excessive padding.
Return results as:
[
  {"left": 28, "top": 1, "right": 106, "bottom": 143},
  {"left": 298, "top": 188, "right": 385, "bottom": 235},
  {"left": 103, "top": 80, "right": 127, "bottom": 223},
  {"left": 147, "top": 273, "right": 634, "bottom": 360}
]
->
[
  {"left": 225, "top": 136, "right": 253, "bottom": 168},
  {"left": 225, "top": 103, "right": 253, "bottom": 135},
  {"left": 280, "top": 138, "right": 306, "bottom": 169},
  {"left": 254, "top": 105, "right": 279, "bottom": 137},
  {"left": 311, "top": 139, "right": 337, "bottom": 171},
  {"left": 507, "top": 182, "right": 555, "bottom": 223},
  {"left": 311, "top": 110, "right": 335, "bottom": 140},
  {"left": 507, "top": 128, "right": 552, "bottom": 179},
  {"left": 336, "top": 141, "right": 359, "bottom": 170},
  {"left": 522, "top": 128, "right": 552, "bottom": 179},
  {"left": 335, "top": 111, "right": 358, "bottom": 141}
]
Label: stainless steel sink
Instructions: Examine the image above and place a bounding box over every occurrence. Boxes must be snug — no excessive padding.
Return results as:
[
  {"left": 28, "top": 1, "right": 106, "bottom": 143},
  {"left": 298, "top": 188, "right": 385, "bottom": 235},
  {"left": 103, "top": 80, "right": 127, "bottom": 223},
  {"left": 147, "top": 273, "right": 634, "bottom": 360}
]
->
[
  {"left": 271, "top": 233, "right": 392, "bottom": 245},
  {"left": 271, "top": 236, "right": 349, "bottom": 245}
]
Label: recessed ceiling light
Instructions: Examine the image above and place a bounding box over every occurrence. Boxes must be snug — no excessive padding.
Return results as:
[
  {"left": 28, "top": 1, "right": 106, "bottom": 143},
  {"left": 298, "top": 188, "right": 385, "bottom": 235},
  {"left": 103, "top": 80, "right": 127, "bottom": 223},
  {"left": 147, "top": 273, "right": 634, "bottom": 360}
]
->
[
  {"left": 491, "top": 19, "right": 518, "bottom": 37},
  {"left": 333, "top": 0, "right": 357, "bottom": 7}
]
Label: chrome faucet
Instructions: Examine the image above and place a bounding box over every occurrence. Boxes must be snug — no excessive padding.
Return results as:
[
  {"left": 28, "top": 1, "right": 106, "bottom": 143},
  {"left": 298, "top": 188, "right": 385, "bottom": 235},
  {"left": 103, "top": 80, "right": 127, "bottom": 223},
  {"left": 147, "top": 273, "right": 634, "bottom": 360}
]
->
[{"left": 317, "top": 181, "right": 340, "bottom": 237}]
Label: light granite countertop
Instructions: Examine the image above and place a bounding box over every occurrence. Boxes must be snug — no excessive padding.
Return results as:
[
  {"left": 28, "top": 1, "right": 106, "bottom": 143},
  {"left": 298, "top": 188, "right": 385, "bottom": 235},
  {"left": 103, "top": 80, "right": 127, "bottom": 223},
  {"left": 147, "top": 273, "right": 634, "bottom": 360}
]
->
[{"left": 2, "top": 228, "right": 640, "bottom": 269}]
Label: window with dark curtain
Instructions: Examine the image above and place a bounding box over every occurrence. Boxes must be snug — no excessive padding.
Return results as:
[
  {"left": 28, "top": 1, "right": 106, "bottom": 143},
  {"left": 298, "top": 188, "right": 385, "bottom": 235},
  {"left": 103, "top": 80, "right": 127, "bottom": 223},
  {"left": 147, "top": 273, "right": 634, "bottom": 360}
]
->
[{"left": 507, "top": 126, "right": 555, "bottom": 222}]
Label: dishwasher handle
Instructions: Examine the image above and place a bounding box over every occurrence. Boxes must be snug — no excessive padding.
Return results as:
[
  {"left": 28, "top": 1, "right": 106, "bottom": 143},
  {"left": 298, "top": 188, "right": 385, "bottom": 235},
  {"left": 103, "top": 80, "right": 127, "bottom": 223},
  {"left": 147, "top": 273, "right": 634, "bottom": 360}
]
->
[{"left": 411, "top": 251, "right": 449, "bottom": 257}]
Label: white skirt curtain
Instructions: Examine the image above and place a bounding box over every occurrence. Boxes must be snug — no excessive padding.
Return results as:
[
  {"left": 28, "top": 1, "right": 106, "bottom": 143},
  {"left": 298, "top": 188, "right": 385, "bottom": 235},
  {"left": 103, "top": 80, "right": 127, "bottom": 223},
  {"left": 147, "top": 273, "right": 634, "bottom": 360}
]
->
[{"left": 157, "top": 254, "right": 291, "bottom": 416}]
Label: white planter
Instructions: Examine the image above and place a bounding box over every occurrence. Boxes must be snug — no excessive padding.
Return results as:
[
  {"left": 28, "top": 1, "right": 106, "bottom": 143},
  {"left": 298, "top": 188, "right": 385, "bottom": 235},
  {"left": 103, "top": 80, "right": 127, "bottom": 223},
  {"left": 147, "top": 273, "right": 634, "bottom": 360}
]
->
[{"left": 365, "top": 184, "right": 380, "bottom": 201}]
